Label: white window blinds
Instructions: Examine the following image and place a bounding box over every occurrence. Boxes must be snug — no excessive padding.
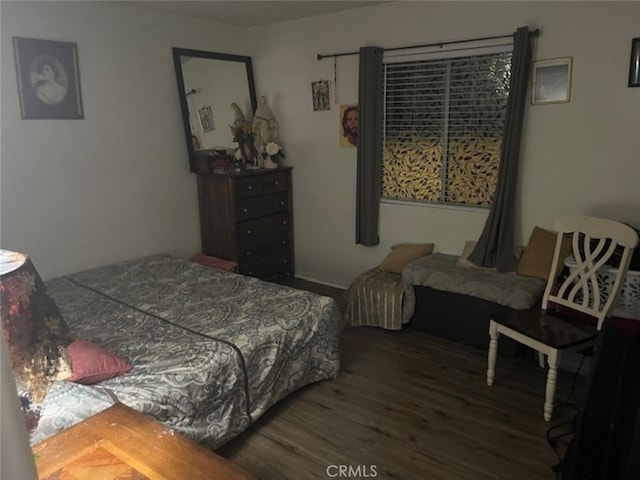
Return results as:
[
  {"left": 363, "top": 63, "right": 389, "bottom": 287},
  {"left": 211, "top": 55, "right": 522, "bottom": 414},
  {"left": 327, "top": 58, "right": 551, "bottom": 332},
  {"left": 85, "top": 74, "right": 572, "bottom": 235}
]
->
[{"left": 382, "top": 46, "right": 513, "bottom": 206}]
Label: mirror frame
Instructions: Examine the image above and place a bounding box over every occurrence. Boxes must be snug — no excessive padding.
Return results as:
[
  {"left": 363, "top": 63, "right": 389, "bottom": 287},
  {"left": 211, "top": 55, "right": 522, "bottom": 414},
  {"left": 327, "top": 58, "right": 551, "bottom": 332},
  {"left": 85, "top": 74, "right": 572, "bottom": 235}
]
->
[{"left": 172, "top": 47, "right": 258, "bottom": 172}]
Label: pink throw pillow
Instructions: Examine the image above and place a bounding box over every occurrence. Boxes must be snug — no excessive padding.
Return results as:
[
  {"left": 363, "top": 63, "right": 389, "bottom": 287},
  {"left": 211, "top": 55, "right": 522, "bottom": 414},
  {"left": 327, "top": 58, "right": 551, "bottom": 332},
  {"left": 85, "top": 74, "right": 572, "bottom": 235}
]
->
[{"left": 66, "top": 339, "right": 132, "bottom": 384}]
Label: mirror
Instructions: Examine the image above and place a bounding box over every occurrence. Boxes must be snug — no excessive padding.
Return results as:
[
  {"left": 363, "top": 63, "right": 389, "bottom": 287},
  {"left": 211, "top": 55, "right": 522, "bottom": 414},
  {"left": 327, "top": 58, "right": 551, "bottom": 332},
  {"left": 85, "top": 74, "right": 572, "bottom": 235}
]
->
[{"left": 172, "top": 48, "right": 257, "bottom": 172}]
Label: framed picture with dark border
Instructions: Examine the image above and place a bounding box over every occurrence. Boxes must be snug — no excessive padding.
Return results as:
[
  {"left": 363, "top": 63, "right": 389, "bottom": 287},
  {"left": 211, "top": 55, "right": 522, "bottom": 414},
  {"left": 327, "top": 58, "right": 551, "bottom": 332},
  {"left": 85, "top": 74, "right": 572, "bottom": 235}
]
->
[
  {"left": 532, "top": 57, "right": 572, "bottom": 105},
  {"left": 13, "top": 37, "right": 84, "bottom": 119},
  {"left": 311, "top": 80, "right": 330, "bottom": 111},
  {"left": 198, "top": 105, "right": 215, "bottom": 133}
]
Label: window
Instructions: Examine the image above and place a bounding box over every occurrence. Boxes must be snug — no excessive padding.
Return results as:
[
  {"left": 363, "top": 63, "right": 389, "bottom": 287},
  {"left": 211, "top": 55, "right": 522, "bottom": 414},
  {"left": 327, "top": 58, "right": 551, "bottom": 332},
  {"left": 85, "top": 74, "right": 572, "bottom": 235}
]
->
[{"left": 382, "top": 47, "right": 513, "bottom": 207}]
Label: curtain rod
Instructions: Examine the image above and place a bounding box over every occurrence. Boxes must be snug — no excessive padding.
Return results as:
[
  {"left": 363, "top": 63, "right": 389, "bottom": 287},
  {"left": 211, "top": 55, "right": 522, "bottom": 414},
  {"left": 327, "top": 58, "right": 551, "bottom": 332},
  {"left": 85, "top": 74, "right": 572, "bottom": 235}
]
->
[{"left": 317, "top": 29, "right": 540, "bottom": 61}]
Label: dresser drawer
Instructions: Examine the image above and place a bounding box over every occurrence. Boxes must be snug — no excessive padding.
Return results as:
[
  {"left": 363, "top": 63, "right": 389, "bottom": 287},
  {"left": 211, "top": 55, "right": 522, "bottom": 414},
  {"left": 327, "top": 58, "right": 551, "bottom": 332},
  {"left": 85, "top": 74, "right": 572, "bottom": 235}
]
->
[
  {"left": 235, "top": 172, "right": 289, "bottom": 199},
  {"left": 261, "top": 172, "right": 289, "bottom": 194},
  {"left": 236, "top": 192, "right": 289, "bottom": 222},
  {"left": 238, "top": 213, "right": 290, "bottom": 244},
  {"left": 239, "top": 232, "right": 290, "bottom": 261},
  {"left": 239, "top": 252, "right": 291, "bottom": 278},
  {"left": 235, "top": 176, "right": 263, "bottom": 199}
]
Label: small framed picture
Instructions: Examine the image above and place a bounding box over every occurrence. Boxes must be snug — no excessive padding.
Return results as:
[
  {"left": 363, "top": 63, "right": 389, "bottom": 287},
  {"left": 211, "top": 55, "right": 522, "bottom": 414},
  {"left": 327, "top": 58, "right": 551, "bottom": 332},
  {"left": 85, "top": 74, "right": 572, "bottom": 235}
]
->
[
  {"left": 311, "top": 80, "right": 331, "bottom": 111},
  {"left": 13, "top": 37, "right": 84, "bottom": 119},
  {"left": 532, "top": 57, "right": 572, "bottom": 105},
  {"left": 198, "top": 105, "right": 215, "bottom": 133}
]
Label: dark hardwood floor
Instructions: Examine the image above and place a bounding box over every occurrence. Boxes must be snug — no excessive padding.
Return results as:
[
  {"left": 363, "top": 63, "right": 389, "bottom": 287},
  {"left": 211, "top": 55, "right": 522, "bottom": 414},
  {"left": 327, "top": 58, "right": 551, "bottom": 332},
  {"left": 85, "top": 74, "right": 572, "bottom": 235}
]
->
[{"left": 218, "top": 276, "right": 585, "bottom": 479}]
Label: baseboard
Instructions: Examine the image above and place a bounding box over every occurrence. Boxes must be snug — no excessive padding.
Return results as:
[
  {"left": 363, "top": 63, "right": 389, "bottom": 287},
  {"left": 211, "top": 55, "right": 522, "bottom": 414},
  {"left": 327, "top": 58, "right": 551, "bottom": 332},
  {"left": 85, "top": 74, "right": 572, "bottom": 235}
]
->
[{"left": 294, "top": 274, "right": 348, "bottom": 290}]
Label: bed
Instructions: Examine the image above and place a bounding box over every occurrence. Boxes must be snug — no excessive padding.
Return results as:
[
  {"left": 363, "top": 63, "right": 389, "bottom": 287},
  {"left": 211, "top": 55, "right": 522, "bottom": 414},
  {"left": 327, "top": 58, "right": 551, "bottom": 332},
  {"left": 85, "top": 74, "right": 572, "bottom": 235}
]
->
[{"left": 29, "top": 254, "right": 341, "bottom": 448}]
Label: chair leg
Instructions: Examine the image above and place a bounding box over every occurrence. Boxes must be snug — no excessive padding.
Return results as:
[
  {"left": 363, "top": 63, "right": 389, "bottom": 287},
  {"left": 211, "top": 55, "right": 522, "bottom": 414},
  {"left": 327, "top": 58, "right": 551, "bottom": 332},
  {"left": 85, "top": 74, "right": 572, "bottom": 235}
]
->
[
  {"left": 544, "top": 349, "right": 560, "bottom": 421},
  {"left": 537, "top": 351, "right": 545, "bottom": 369},
  {"left": 487, "top": 320, "right": 498, "bottom": 386}
]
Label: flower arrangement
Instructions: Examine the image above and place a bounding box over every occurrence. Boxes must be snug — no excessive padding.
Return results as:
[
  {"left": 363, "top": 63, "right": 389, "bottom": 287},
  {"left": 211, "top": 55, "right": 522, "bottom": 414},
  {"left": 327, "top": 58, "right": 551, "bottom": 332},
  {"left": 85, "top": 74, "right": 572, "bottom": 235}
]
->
[
  {"left": 230, "top": 124, "right": 254, "bottom": 145},
  {"left": 230, "top": 123, "right": 259, "bottom": 166},
  {"left": 261, "top": 141, "right": 285, "bottom": 163}
]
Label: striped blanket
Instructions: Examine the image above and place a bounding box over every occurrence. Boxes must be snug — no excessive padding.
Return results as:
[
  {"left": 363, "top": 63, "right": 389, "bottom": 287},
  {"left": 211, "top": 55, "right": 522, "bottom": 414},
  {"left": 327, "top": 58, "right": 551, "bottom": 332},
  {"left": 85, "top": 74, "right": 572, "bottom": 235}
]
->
[{"left": 343, "top": 267, "right": 406, "bottom": 330}]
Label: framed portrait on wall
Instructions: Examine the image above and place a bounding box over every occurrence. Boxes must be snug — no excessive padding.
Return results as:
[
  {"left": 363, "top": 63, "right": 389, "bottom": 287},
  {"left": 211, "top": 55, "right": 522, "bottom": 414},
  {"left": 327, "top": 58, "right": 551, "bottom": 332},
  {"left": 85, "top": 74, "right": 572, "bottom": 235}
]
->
[
  {"left": 532, "top": 57, "right": 572, "bottom": 105},
  {"left": 339, "top": 104, "right": 358, "bottom": 148},
  {"left": 311, "top": 80, "right": 330, "bottom": 111},
  {"left": 13, "top": 37, "right": 84, "bottom": 119}
]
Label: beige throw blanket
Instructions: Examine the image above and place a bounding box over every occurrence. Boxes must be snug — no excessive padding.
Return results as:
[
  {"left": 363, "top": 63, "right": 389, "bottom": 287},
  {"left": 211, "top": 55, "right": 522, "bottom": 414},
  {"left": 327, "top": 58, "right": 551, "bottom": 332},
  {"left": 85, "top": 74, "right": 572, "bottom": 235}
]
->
[{"left": 343, "top": 267, "right": 405, "bottom": 330}]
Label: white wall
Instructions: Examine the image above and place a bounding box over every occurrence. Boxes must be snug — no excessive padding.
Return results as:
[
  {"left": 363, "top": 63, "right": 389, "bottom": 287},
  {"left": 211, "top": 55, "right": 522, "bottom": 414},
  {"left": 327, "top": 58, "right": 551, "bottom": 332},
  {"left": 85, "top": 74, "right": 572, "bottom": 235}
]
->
[
  {"left": 249, "top": 1, "right": 640, "bottom": 287},
  {"left": 0, "top": 1, "right": 249, "bottom": 279},
  {"left": 1, "top": 2, "right": 638, "bottom": 287}
]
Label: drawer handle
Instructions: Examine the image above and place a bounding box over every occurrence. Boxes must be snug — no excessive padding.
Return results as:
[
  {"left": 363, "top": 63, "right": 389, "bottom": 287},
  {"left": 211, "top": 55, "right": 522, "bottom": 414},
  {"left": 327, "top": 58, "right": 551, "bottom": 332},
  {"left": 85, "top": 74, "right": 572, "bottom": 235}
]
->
[
  {"left": 281, "top": 240, "right": 286, "bottom": 245},
  {"left": 243, "top": 208, "right": 248, "bottom": 213},
  {"left": 246, "top": 230, "right": 252, "bottom": 235},
  {"left": 274, "top": 181, "right": 279, "bottom": 186},
  {"left": 283, "top": 259, "right": 288, "bottom": 264},
  {"left": 246, "top": 252, "right": 251, "bottom": 256},
  {"left": 279, "top": 201, "right": 285, "bottom": 206},
  {"left": 282, "top": 220, "right": 287, "bottom": 225},
  {"left": 247, "top": 185, "right": 253, "bottom": 190}
]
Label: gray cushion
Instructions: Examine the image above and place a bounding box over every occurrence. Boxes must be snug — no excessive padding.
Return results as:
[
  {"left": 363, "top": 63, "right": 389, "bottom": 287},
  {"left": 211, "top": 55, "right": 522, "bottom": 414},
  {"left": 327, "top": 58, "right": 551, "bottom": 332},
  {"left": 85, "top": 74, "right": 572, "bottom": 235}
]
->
[{"left": 402, "top": 253, "right": 546, "bottom": 322}]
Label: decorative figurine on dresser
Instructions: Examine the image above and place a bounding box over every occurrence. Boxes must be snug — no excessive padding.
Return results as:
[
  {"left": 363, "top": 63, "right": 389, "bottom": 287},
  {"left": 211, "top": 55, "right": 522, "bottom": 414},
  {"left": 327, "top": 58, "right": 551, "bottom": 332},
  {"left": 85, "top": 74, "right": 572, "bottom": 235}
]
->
[{"left": 253, "top": 96, "right": 285, "bottom": 170}]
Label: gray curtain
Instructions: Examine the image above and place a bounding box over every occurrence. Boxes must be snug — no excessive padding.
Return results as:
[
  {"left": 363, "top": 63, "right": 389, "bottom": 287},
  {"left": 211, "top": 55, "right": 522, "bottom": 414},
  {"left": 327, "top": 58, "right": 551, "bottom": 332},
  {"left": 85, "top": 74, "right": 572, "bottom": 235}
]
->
[
  {"left": 468, "top": 26, "right": 533, "bottom": 271},
  {"left": 355, "top": 46, "right": 384, "bottom": 246}
]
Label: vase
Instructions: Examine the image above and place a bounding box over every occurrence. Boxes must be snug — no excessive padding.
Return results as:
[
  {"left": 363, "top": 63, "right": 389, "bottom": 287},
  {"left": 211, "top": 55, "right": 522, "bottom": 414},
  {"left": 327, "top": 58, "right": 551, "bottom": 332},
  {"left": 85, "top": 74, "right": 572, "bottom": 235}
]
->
[
  {"left": 240, "top": 142, "right": 258, "bottom": 168},
  {"left": 263, "top": 156, "right": 278, "bottom": 169}
]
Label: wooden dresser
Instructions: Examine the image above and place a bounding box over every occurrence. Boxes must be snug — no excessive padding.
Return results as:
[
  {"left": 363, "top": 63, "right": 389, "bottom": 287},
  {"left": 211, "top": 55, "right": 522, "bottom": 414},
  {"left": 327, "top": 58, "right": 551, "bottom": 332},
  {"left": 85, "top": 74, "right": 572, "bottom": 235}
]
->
[{"left": 197, "top": 167, "right": 294, "bottom": 278}]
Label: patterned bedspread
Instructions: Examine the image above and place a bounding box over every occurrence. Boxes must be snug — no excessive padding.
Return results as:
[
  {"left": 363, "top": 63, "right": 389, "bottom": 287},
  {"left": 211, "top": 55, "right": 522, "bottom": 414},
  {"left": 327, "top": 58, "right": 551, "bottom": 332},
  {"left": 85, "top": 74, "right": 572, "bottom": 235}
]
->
[{"left": 33, "top": 255, "right": 341, "bottom": 448}]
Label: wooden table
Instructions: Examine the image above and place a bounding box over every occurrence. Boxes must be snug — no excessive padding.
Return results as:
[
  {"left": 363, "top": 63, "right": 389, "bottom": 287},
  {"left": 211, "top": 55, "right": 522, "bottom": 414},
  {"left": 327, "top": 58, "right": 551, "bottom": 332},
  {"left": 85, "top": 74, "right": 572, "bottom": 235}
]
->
[{"left": 32, "top": 403, "right": 257, "bottom": 480}]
